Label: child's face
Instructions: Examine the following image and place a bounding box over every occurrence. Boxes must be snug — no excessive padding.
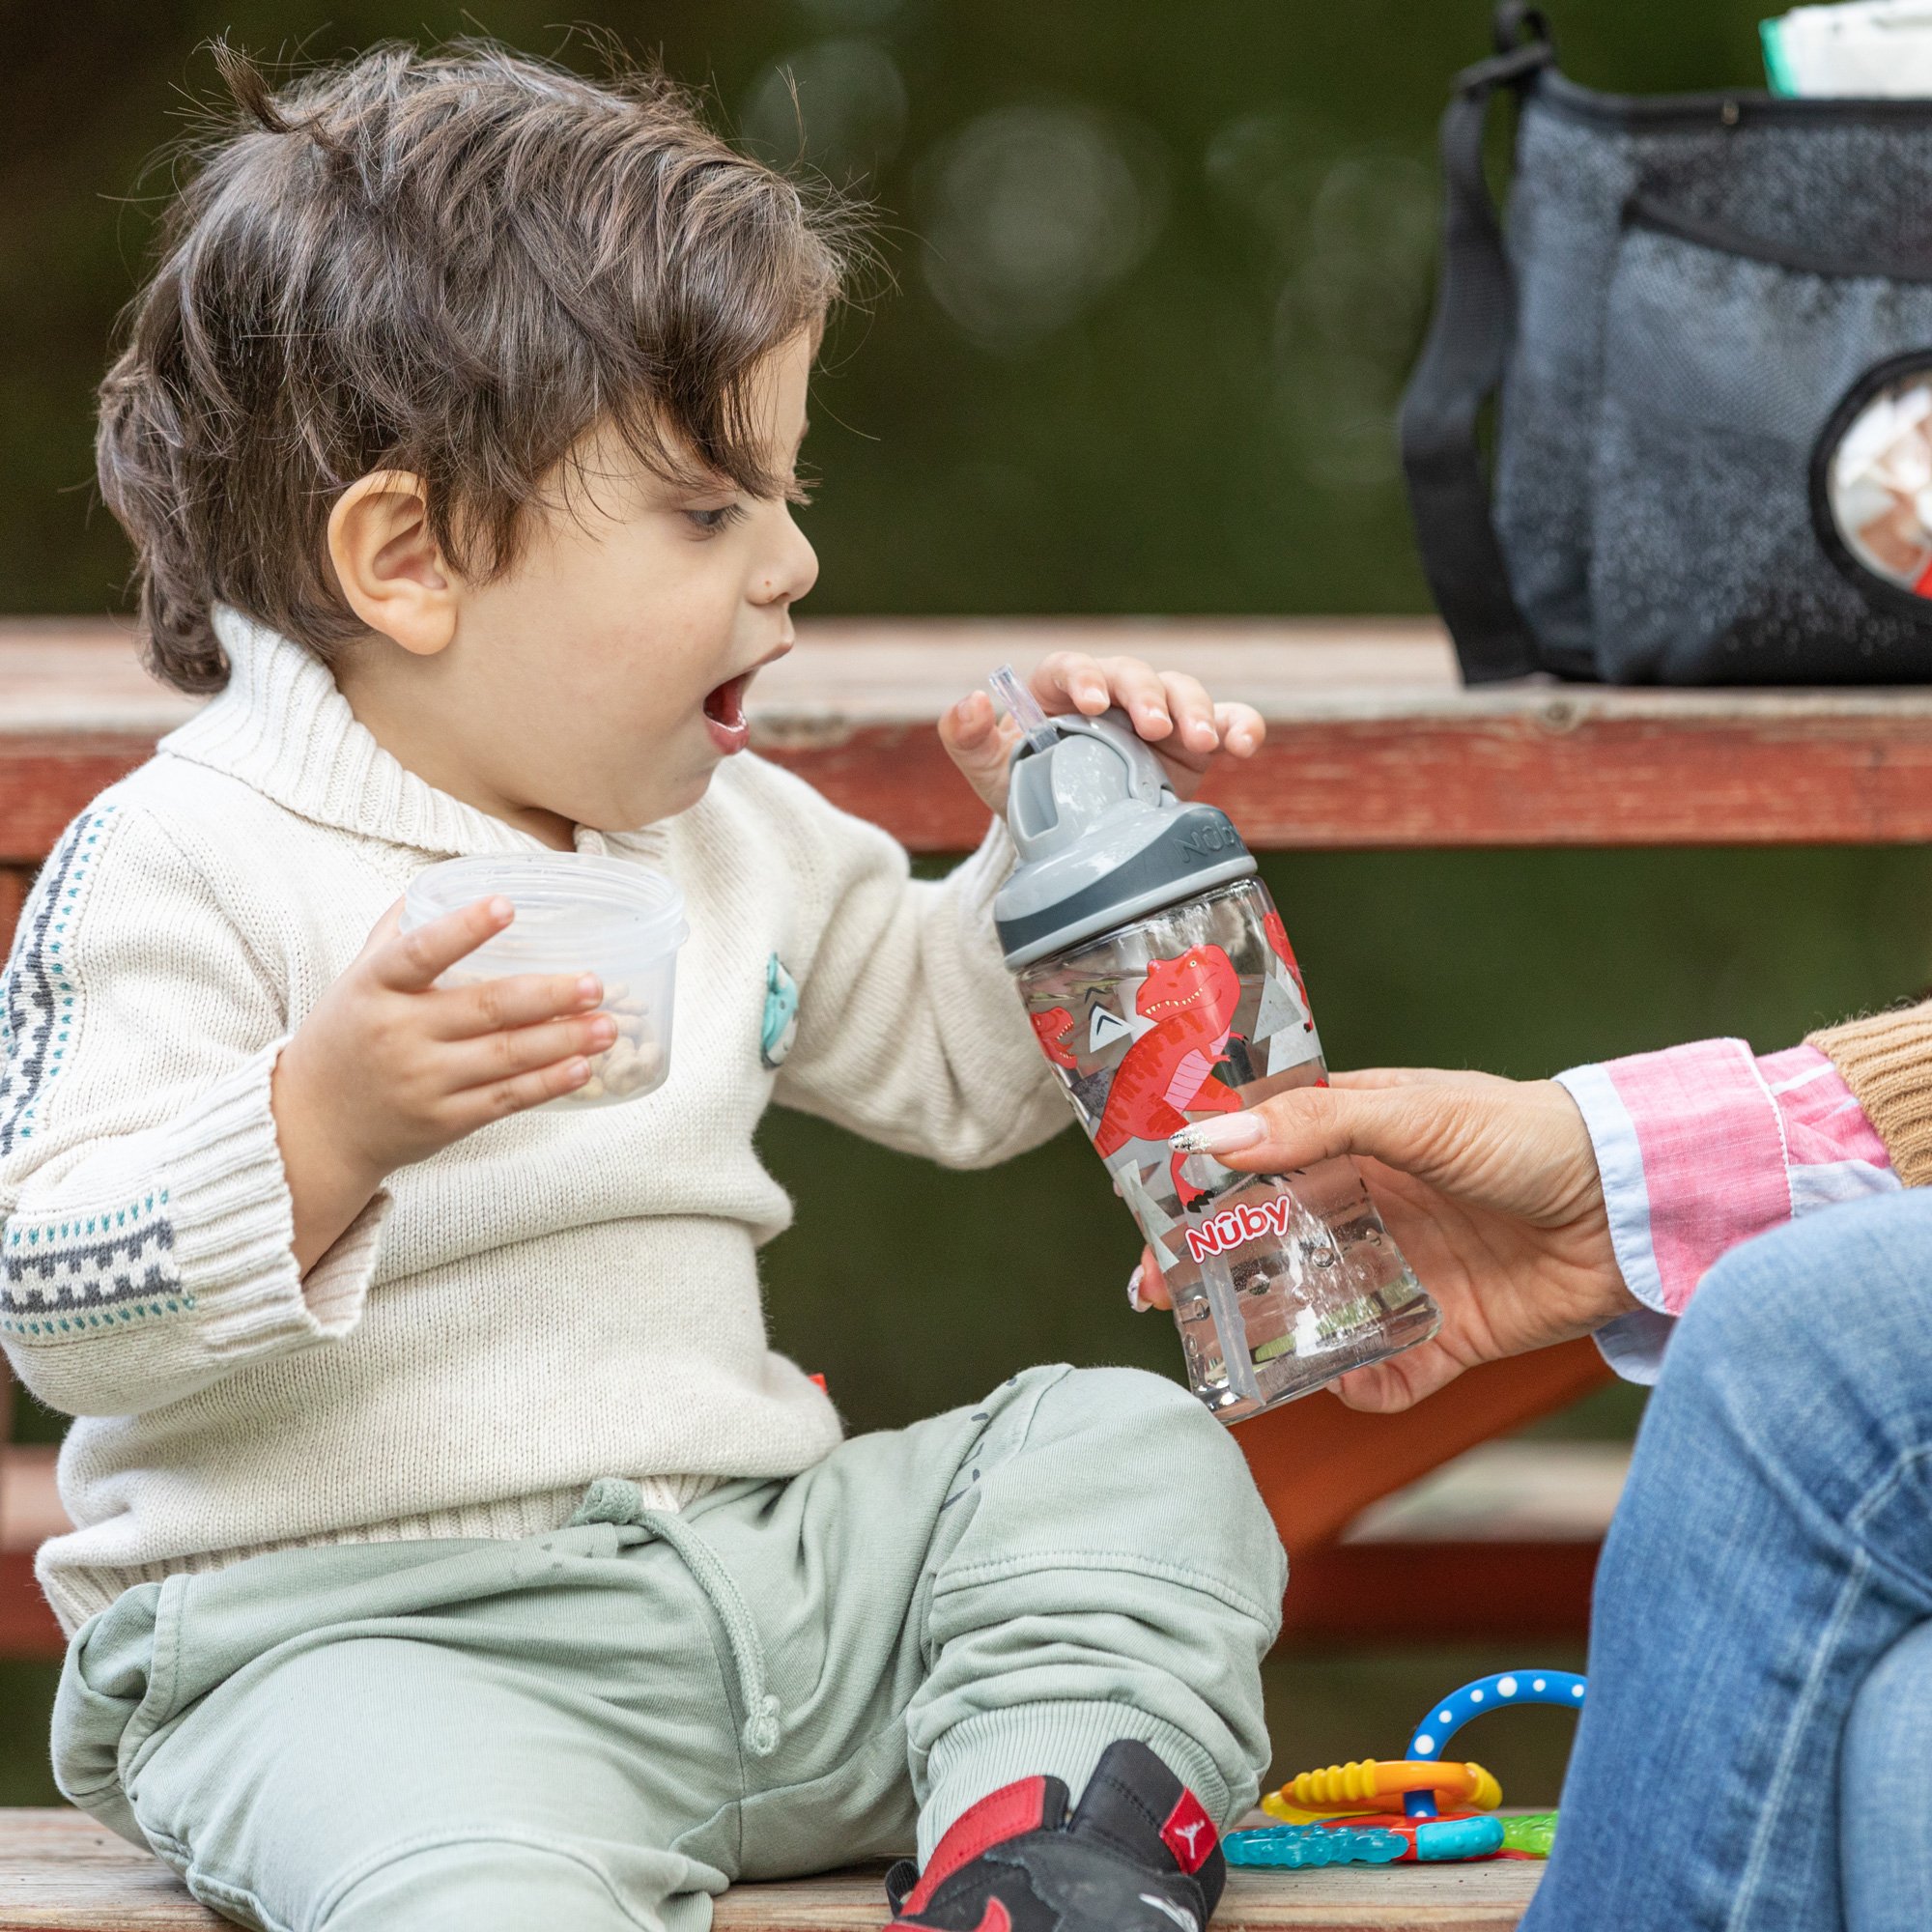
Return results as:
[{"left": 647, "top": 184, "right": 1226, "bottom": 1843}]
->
[{"left": 334, "top": 334, "right": 818, "bottom": 842}]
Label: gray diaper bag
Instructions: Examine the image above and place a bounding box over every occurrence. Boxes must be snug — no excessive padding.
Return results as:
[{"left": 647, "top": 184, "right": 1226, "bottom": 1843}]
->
[{"left": 1401, "top": 4, "right": 1932, "bottom": 684}]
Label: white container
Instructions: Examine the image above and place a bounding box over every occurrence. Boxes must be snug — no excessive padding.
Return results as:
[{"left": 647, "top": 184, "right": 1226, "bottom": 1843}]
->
[{"left": 401, "top": 853, "right": 688, "bottom": 1110}]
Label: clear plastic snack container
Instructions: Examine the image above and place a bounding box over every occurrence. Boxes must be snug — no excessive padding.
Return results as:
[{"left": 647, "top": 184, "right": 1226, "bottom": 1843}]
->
[{"left": 401, "top": 853, "right": 688, "bottom": 1110}]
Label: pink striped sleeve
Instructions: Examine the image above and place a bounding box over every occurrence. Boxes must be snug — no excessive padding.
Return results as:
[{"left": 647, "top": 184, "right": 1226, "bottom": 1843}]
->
[{"left": 1556, "top": 1039, "right": 1898, "bottom": 1380}]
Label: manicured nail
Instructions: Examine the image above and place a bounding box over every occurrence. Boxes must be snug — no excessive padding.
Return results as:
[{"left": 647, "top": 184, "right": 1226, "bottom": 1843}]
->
[
  {"left": 1126, "top": 1264, "right": 1147, "bottom": 1313},
  {"left": 1170, "top": 1112, "right": 1266, "bottom": 1156}
]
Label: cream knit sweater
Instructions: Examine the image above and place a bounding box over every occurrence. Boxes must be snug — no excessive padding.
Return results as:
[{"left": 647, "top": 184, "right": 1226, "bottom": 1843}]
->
[{"left": 0, "top": 610, "right": 1066, "bottom": 1634}]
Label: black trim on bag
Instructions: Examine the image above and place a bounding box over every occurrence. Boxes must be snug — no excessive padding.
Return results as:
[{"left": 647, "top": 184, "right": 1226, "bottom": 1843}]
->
[
  {"left": 1810, "top": 352, "right": 1932, "bottom": 631},
  {"left": 1535, "top": 67, "right": 1932, "bottom": 130},
  {"left": 1396, "top": 8, "right": 1556, "bottom": 684},
  {"left": 1624, "top": 196, "right": 1932, "bottom": 285}
]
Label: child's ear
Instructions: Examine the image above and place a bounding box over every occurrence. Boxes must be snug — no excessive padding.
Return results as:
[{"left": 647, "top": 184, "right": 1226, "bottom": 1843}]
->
[{"left": 327, "top": 471, "right": 458, "bottom": 656}]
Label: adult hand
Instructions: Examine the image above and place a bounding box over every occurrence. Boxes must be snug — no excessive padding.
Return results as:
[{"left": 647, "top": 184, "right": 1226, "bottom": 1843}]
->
[
  {"left": 938, "top": 650, "right": 1266, "bottom": 813},
  {"left": 1133, "top": 1069, "right": 1637, "bottom": 1411}
]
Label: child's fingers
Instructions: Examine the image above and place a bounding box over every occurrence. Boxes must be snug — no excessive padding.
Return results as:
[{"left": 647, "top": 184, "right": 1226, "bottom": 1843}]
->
[
  {"left": 1092, "top": 656, "right": 1176, "bottom": 738},
  {"left": 441, "top": 1013, "right": 616, "bottom": 1099},
  {"left": 938, "top": 695, "right": 1021, "bottom": 810},
  {"left": 430, "top": 970, "right": 606, "bottom": 1039},
  {"left": 373, "top": 895, "right": 514, "bottom": 993},
  {"left": 1032, "top": 651, "right": 1117, "bottom": 719},
  {"left": 445, "top": 1047, "right": 597, "bottom": 1131},
  {"left": 944, "top": 690, "right": 1004, "bottom": 747},
  {"left": 1214, "top": 700, "right": 1265, "bottom": 755},
  {"left": 1157, "top": 670, "right": 1220, "bottom": 753}
]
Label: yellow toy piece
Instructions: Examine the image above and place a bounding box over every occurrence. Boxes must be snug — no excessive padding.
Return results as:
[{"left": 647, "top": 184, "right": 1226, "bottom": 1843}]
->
[{"left": 1261, "top": 1758, "right": 1502, "bottom": 1825}]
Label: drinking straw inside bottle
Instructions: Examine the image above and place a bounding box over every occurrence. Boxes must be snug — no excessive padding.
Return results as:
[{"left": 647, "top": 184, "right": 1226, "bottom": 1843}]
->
[{"left": 988, "top": 663, "right": 1061, "bottom": 755}]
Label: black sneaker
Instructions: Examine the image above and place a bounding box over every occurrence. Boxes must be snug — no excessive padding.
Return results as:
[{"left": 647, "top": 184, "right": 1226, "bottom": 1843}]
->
[{"left": 885, "top": 1738, "right": 1226, "bottom": 1932}]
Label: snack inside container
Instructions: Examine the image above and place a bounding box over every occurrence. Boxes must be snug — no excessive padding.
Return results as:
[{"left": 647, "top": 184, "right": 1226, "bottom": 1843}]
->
[{"left": 401, "top": 853, "right": 688, "bottom": 1110}]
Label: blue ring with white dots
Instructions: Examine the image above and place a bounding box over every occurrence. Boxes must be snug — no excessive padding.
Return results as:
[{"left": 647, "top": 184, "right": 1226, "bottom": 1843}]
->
[{"left": 1403, "top": 1669, "right": 1586, "bottom": 1818}]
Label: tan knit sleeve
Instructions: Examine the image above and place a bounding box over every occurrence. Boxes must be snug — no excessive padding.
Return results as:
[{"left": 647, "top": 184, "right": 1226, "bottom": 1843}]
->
[{"left": 1807, "top": 1001, "right": 1932, "bottom": 1186}]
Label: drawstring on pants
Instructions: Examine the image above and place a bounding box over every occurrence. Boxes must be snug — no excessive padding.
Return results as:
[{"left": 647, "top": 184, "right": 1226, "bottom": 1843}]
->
[{"left": 569, "top": 1476, "right": 782, "bottom": 1759}]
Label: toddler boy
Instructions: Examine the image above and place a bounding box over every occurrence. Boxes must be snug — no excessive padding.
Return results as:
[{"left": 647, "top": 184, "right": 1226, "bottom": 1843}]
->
[{"left": 0, "top": 43, "right": 1286, "bottom": 1932}]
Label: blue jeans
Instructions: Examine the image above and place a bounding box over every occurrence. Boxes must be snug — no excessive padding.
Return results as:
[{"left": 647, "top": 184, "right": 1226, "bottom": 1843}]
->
[{"left": 1522, "top": 1190, "right": 1932, "bottom": 1931}]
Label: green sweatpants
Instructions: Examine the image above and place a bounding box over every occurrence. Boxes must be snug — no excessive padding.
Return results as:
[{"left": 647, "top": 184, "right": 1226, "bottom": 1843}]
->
[{"left": 50, "top": 1365, "right": 1285, "bottom": 1932}]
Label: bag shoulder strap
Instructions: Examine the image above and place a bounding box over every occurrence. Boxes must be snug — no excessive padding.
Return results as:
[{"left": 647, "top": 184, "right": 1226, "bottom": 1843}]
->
[{"left": 1398, "top": 5, "right": 1557, "bottom": 684}]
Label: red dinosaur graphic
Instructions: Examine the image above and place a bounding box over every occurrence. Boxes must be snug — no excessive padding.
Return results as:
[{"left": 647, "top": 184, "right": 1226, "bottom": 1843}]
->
[
  {"left": 1263, "top": 909, "right": 1307, "bottom": 1005},
  {"left": 1029, "top": 1006, "right": 1077, "bottom": 1069},
  {"left": 1094, "top": 945, "right": 1245, "bottom": 1205}
]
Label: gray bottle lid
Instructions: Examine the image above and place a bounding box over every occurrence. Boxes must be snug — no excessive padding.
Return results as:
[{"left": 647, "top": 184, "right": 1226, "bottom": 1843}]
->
[{"left": 992, "top": 707, "right": 1257, "bottom": 969}]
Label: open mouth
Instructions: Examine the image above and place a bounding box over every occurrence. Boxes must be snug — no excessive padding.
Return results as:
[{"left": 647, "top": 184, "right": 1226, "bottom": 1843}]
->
[{"left": 701, "top": 672, "right": 753, "bottom": 754}]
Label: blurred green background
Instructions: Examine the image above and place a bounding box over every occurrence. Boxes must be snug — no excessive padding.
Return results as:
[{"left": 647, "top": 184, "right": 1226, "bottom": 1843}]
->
[{"left": 6, "top": 0, "right": 1930, "bottom": 1814}]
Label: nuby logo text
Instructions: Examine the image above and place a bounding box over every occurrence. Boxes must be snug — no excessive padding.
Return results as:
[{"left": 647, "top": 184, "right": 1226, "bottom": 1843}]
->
[{"left": 1184, "top": 1191, "right": 1299, "bottom": 1264}]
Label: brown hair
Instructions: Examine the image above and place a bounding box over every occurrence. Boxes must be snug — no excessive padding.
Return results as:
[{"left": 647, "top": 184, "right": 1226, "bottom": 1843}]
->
[{"left": 98, "top": 40, "right": 857, "bottom": 694}]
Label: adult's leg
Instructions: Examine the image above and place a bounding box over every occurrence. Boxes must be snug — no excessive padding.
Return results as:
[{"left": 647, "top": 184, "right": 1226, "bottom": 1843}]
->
[
  {"left": 1840, "top": 1618, "right": 1932, "bottom": 1931},
  {"left": 685, "top": 1363, "right": 1285, "bottom": 1877},
  {"left": 1522, "top": 1191, "right": 1932, "bottom": 1932}
]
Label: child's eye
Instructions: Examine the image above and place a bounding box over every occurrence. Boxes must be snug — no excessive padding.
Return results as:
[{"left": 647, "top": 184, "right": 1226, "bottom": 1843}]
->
[{"left": 683, "top": 502, "right": 748, "bottom": 535}]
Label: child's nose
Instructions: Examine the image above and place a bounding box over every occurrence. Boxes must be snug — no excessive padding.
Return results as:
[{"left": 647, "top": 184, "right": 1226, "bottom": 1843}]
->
[{"left": 756, "top": 515, "right": 818, "bottom": 607}]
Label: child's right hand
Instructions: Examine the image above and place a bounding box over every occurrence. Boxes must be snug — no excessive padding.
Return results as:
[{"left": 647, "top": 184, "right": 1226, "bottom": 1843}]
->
[{"left": 271, "top": 896, "right": 613, "bottom": 1250}]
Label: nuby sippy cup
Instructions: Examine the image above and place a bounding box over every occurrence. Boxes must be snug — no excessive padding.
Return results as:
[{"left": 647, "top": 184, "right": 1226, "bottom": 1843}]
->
[{"left": 987, "top": 667, "right": 1438, "bottom": 1423}]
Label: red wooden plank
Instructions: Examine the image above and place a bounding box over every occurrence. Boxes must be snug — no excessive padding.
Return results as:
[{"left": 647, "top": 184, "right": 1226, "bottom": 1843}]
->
[
  {"left": 1239, "top": 1342, "right": 1612, "bottom": 1565},
  {"left": 1278, "top": 1541, "right": 1598, "bottom": 1645},
  {"left": 8, "top": 618, "right": 1932, "bottom": 856},
  {"left": 0, "top": 1551, "right": 60, "bottom": 1662},
  {"left": 0, "top": 742, "right": 156, "bottom": 866}
]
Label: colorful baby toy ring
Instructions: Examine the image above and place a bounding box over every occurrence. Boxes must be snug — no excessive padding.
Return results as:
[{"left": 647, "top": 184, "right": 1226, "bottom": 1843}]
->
[{"left": 1403, "top": 1669, "right": 1586, "bottom": 1818}]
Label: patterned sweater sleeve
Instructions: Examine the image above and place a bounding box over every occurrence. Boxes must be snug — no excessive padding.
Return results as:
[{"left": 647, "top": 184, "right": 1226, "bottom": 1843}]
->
[
  {"left": 768, "top": 778, "right": 1067, "bottom": 1170},
  {"left": 0, "top": 801, "right": 389, "bottom": 1418}
]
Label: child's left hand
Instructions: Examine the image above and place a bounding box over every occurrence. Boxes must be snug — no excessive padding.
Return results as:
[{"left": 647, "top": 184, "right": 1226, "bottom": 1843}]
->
[{"left": 939, "top": 652, "right": 1266, "bottom": 814}]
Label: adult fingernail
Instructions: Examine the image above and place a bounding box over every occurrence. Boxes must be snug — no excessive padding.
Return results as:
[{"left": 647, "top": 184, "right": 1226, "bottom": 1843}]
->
[
  {"left": 489, "top": 896, "right": 514, "bottom": 922},
  {"left": 577, "top": 975, "right": 602, "bottom": 1003},
  {"left": 1126, "top": 1264, "right": 1147, "bottom": 1312},
  {"left": 1171, "top": 1111, "right": 1265, "bottom": 1155}
]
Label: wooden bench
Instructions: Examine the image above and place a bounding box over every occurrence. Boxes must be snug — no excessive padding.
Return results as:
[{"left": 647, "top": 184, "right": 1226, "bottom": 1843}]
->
[
  {"left": 17, "top": 611, "right": 1931, "bottom": 1655},
  {"left": 0, "top": 1807, "right": 1545, "bottom": 1930},
  {"left": 24, "top": 611, "right": 1917, "bottom": 1926}
]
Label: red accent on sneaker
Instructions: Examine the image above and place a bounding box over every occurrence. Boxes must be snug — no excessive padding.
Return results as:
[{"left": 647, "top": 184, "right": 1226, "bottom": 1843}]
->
[
  {"left": 896, "top": 1778, "right": 1050, "bottom": 1918},
  {"left": 1159, "top": 1788, "right": 1217, "bottom": 1875}
]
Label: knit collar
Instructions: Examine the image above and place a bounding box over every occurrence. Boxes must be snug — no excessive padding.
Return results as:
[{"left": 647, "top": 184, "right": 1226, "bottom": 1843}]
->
[{"left": 158, "top": 607, "right": 670, "bottom": 864}]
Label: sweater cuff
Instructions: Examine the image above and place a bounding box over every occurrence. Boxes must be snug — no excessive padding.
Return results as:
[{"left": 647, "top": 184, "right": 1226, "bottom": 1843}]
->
[
  {"left": 945, "top": 812, "right": 1020, "bottom": 927},
  {"left": 1807, "top": 1002, "right": 1932, "bottom": 1187},
  {"left": 162, "top": 1037, "right": 384, "bottom": 1358},
  {"left": 930, "top": 816, "right": 1065, "bottom": 1163}
]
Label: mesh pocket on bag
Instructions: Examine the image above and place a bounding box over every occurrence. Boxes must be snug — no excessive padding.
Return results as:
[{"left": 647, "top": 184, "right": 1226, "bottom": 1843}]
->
[{"left": 1589, "top": 203, "right": 1932, "bottom": 683}]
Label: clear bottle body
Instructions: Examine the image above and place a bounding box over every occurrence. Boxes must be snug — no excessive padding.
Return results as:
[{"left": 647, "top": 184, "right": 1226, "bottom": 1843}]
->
[{"left": 1014, "top": 878, "right": 1438, "bottom": 1423}]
